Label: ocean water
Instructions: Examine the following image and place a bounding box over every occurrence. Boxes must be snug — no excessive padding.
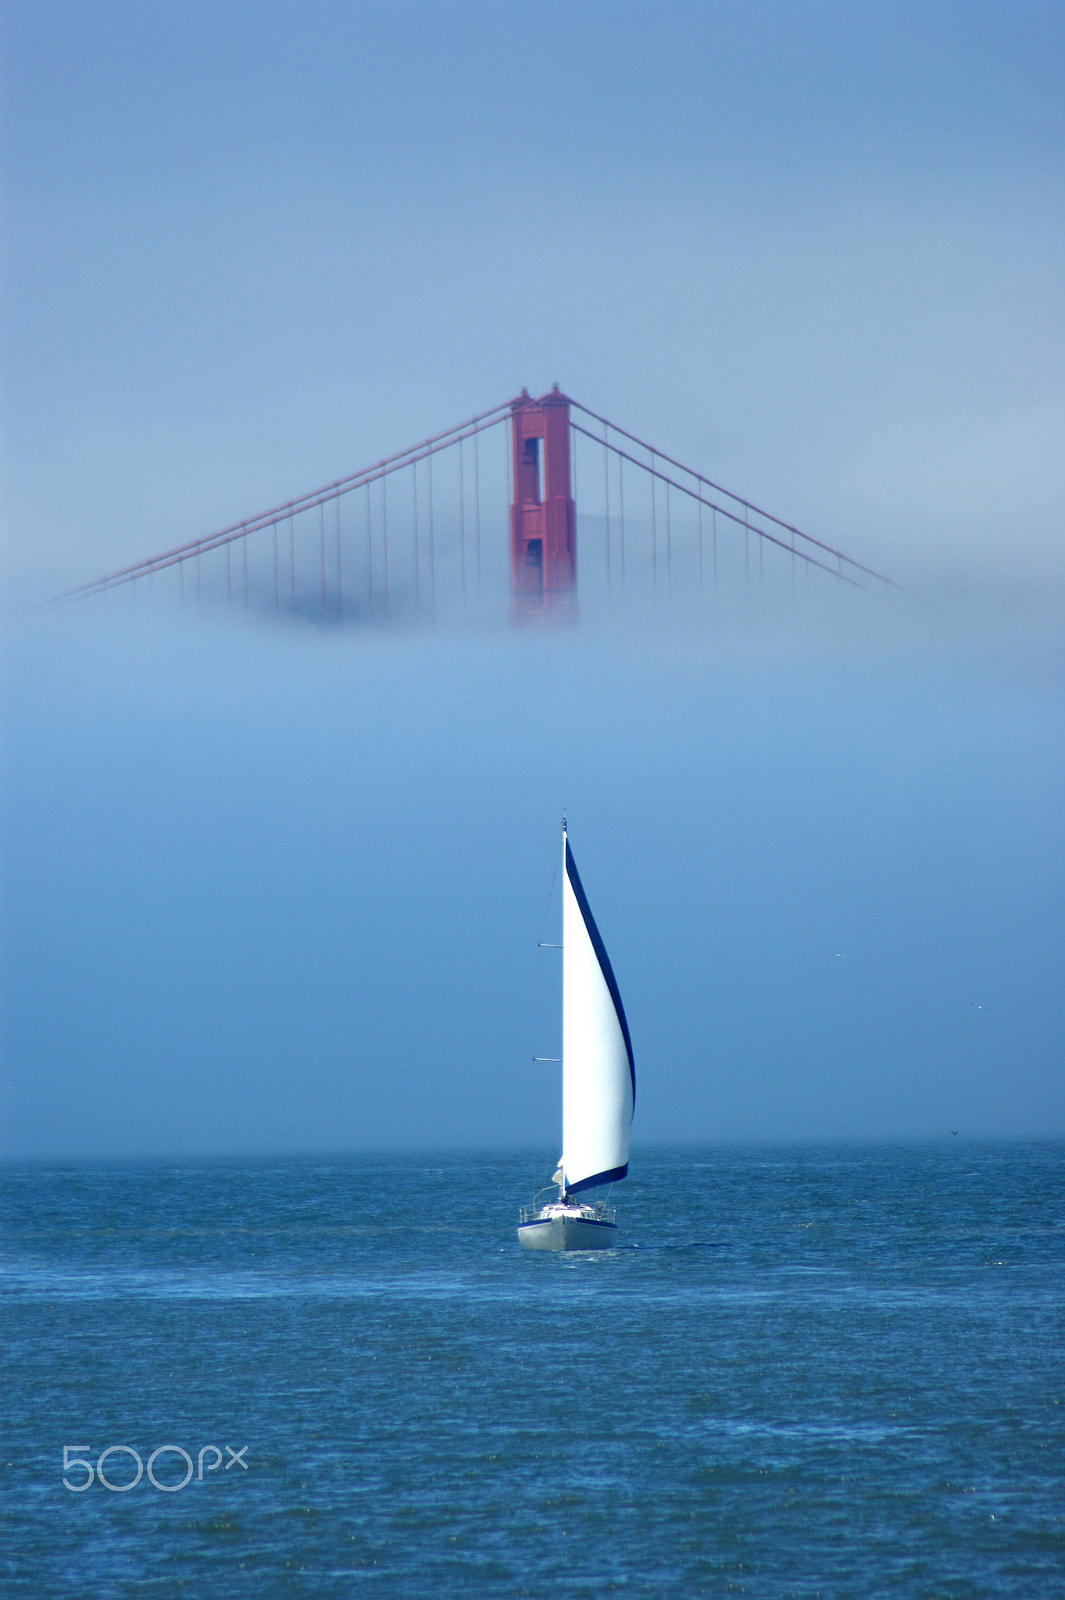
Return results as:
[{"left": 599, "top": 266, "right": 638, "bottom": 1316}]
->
[{"left": 2, "top": 1143, "right": 1063, "bottom": 1597}]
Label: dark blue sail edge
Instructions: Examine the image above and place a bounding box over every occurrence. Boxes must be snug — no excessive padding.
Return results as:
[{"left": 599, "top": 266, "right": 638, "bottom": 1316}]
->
[
  {"left": 563, "top": 840, "right": 636, "bottom": 1196},
  {"left": 564, "top": 838, "right": 636, "bottom": 1104},
  {"left": 564, "top": 836, "right": 637, "bottom": 1135},
  {"left": 559, "top": 844, "right": 633, "bottom": 1107},
  {"left": 567, "top": 1163, "right": 628, "bottom": 1196}
]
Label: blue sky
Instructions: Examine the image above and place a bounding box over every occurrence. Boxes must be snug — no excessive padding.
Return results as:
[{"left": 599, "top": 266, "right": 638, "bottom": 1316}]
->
[{"left": 1, "top": 2, "right": 1062, "bottom": 1158}]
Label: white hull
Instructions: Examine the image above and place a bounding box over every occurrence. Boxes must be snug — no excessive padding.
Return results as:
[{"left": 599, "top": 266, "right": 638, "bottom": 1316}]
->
[{"left": 517, "top": 1204, "right": 617, "bottom": 1252}]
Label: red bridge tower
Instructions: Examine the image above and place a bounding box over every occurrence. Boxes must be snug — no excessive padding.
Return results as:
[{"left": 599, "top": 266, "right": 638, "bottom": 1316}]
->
[{"left": 510, "top": 386, "right": 575, "bottom": 611}]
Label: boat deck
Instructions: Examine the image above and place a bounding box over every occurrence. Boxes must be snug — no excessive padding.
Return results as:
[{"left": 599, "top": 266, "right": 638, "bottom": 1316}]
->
[{"left": 517, "top": 1201, "right": 617, "bottom": 1252}]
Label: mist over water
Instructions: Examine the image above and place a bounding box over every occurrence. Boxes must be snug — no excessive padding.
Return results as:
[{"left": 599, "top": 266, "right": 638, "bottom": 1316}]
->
[{"left": 2, "top": 571, "right": 1060, "bottom": 1162}]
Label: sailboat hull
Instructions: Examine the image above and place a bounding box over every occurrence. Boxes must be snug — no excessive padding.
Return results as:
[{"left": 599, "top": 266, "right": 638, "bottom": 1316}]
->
[{"left": 517, "top": 1208, "right": 617, "bottom": 1251}]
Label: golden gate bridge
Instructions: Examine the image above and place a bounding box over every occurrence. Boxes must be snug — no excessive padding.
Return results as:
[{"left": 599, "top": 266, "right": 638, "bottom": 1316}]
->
[{"left": 55, "top": 388, "right": 900, "bottom": 622}]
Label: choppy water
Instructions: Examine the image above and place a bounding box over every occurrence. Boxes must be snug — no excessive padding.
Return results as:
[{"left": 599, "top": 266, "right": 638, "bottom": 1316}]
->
[{"left": 2, "top": 1143, "right": 1063, "bottom": 1597}]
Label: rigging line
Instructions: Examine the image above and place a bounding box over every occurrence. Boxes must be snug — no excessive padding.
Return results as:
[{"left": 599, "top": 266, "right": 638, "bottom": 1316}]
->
[
  {"left": 650, "top": 448, "right": 657, "bottom": 596},
  {"left": 412, "top": 460, "right": 419, "bottom": 611},
  {"left": 335, "top": 497, "right": 343, "bottom": 622},
  {"left": 459, "top": 435, "right": 466, "bottom": 612},
  {"left": 319, "top": 503, "right": 326, "bottom": 620},
  {"left": 536, "top": 843, "right": 562, "bottom": 952},
  {"left": 570, "top": 424, "right": 878, "bottom": 594},
  {"left": 618, "top": 451, "right": 625, "bottom": 595},
  {"left": 744, "top": 506, "right": 750, "bottom": 603},
  {"left": 533, "top": 837, "right": 563, "bottom": 1168},
  {"left": 570, "top": 425, "right": 578, "bottom": 572},
  {"left": 428, "top": 447, "right": 435, "bottom": 616},
  {"left": 59, "top": 418, "right": 506, "bottom": 606},
  {"left": 603, "top": 420, "right": 611, "bottom": 597},
  {"left": 569, "top": 399, "right": 903, "bottom": 589},
  {"left": 48, "top": 413, "right": 512, "bottom": 605},
  {"left": 759, "top": 511, "right": 764, "bottom": 596},
  {"left": 382, "top": 471, "right": 389, "bottom": 619},
  {"left": 239, "top": 397, "right": 517, "bottom": 537},
  {"left": 534, "top": 841, "right": 563, "bottom": 1042},
  {"left": 365, "top": 482, "right": 372, "bottom": 617},
  {"left": 575, "top": 422, "right": 837, "bottom": 563},
  {"left": 474, "top": 426, "right": 481, "bottom": 608}
]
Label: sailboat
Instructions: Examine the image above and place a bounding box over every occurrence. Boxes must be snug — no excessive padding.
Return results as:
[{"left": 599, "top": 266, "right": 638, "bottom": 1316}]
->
[{"left": 518, "top": 820, "right": 636, "bottom": 1251}]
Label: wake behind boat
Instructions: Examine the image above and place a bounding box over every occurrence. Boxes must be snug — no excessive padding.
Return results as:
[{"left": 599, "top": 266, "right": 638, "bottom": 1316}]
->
[{"left": 518, "top": 820, "right": 636, "bottom": 1252}]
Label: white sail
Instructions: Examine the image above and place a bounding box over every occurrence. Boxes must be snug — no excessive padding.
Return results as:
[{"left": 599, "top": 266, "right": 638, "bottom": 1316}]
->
[{"left": 561, "top": 832, "right": 635, "bottom": 1194}]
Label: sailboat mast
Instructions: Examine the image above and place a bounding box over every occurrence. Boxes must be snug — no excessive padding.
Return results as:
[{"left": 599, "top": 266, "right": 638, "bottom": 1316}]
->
[{"left": 558, "top": 815, "right": 567, "bottom": 1198}]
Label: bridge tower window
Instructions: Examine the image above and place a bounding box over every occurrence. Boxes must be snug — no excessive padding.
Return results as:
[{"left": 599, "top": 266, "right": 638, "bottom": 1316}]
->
[{"left": 522, "top": 436, "right": 541, "bottom": 502}]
